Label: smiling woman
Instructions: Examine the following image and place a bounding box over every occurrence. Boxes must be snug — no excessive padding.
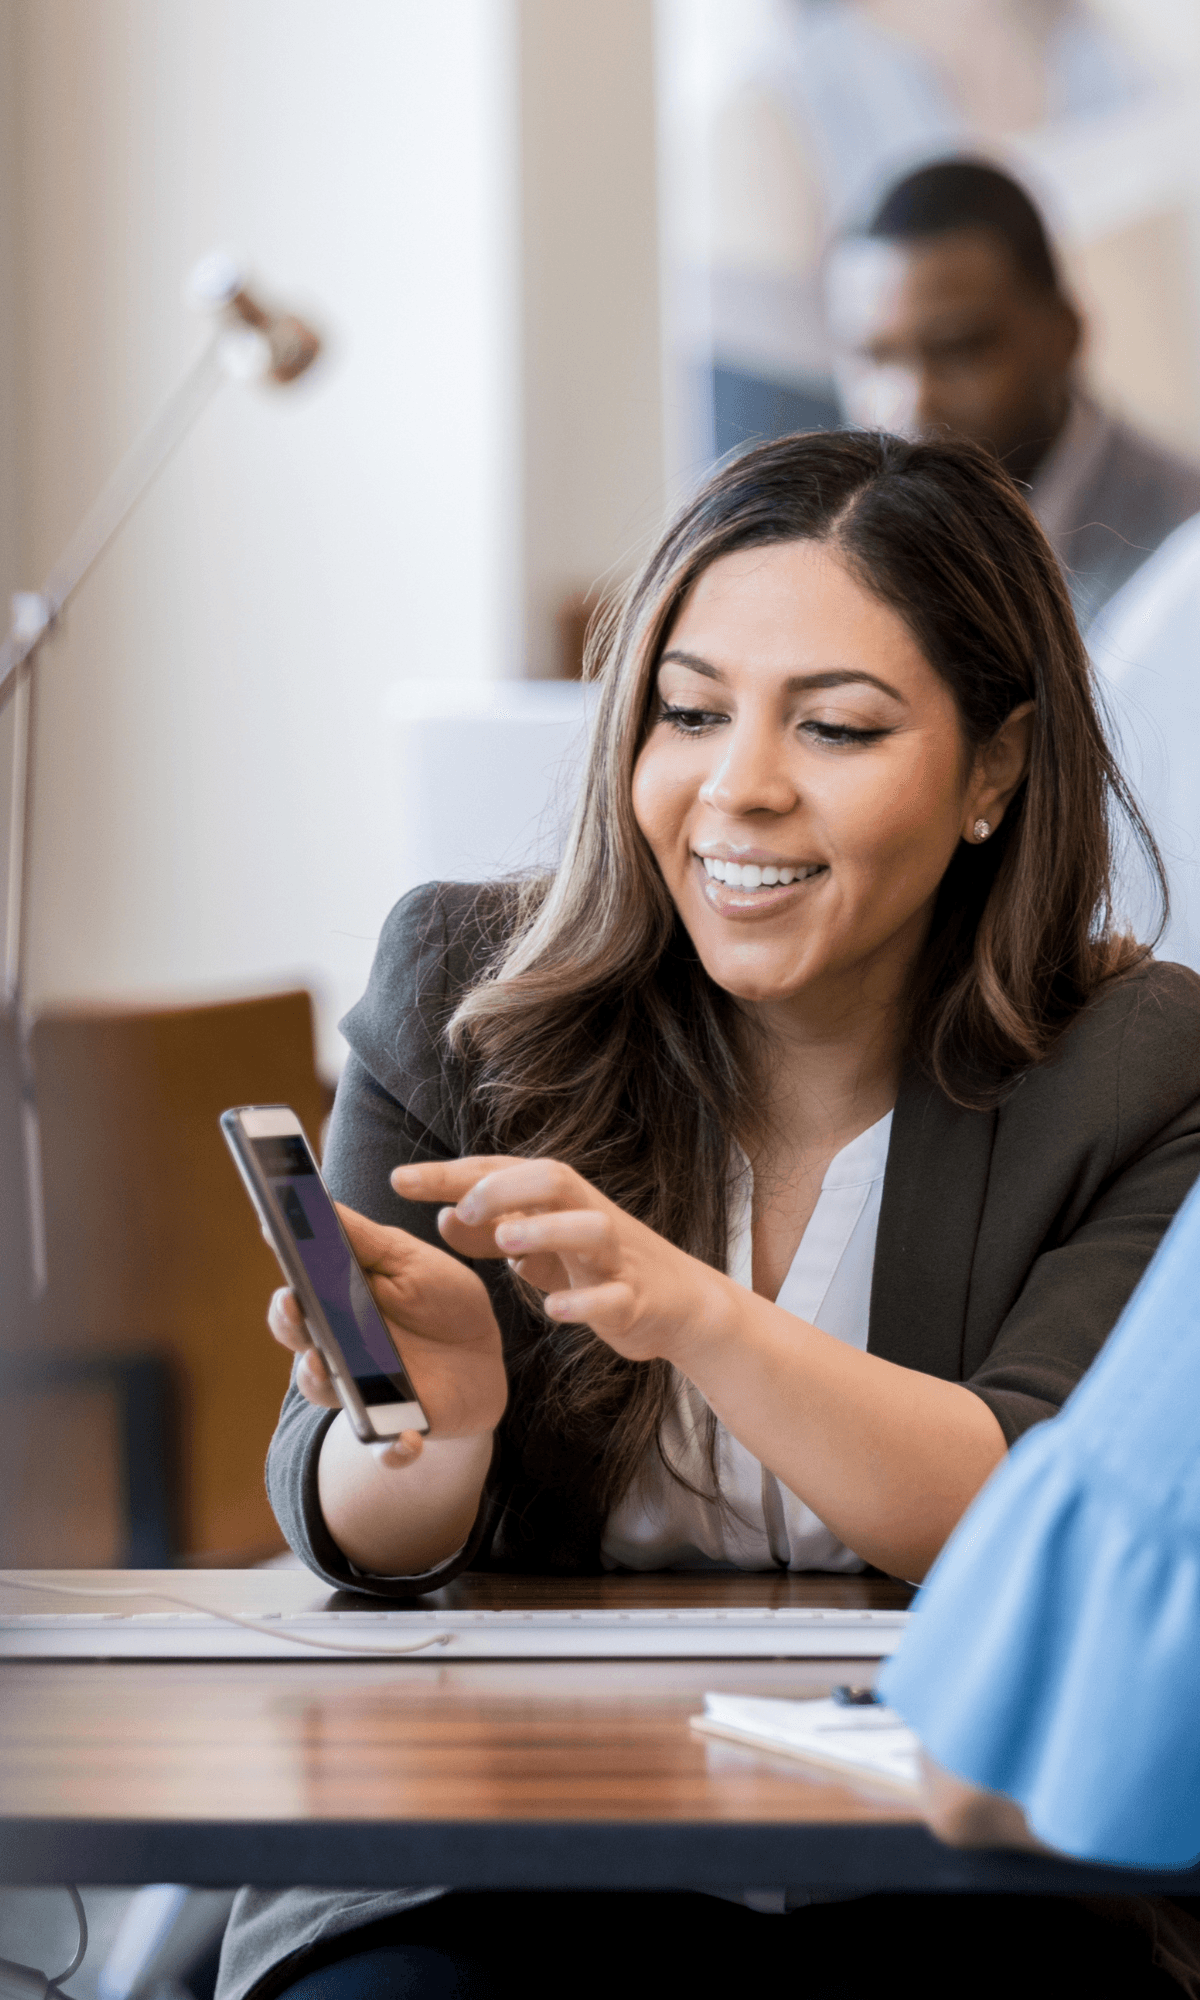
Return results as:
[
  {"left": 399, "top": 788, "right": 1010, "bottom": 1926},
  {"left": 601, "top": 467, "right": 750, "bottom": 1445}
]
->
[{"left": 224, "top": 433, "right": 1200, "bottom": 2000}]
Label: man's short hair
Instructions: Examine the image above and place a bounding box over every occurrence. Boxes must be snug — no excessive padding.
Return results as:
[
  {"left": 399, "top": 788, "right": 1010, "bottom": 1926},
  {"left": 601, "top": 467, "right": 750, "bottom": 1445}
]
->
[{"left": 863, "top": 158, "right": 1061, "bottom": 297}]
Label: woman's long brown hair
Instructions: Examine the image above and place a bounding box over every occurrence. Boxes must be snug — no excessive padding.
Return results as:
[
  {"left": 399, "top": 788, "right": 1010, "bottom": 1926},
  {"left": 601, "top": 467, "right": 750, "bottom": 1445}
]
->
[{"left": 445, "top": 431, "right": 1164, "bottom": 1509}]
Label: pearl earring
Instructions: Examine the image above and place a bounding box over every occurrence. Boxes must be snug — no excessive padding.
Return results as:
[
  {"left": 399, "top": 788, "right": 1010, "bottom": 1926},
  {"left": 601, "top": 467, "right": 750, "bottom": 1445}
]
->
[{"left": 973, "top": 818, "right": 991, "bottom": 842}]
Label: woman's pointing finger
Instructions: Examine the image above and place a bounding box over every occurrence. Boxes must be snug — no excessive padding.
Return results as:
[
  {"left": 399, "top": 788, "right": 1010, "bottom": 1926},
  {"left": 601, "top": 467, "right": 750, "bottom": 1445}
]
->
[
  {"left": 493, "top": 1211, "right": 613, "bottom": 1259},
  {"left": 390, "top": 1158, "right": 519, "bottom": 1204}
]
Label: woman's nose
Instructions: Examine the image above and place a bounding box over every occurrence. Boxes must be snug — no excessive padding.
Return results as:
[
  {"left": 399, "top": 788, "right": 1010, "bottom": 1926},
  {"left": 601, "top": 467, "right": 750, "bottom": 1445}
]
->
[{"left": 698, "top": 723, "right": 798, "bottom": 817}]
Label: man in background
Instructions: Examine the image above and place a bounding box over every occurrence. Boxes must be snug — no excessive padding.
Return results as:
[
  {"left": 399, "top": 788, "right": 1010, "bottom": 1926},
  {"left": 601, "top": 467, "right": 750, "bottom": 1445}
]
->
[{"left": 826, "top": 157, "right": 1200, "bottom": 629}]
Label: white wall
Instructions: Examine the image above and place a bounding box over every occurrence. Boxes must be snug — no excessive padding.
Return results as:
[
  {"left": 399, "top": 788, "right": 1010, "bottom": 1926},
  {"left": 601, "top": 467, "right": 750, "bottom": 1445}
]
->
[
  {"left": 4, "top": 0, "right": 522, "bottom": 1072},
  {"left": 0, "top": 3, "right": 21, "bottom": 886},
  {"left": 0, "top": 0, "right": 668, "bottom": 1071}
]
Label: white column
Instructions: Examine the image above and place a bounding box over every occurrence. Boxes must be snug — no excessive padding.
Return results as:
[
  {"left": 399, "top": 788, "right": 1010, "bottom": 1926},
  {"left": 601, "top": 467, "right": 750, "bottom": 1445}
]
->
[{"left": 518, "top": 0, "right": 666, "bottom": 677}]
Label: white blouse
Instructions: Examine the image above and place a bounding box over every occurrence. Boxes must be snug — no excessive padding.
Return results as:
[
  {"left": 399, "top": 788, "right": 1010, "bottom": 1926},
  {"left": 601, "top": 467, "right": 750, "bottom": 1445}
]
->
[{"left": 600, "top": 1109, "right": 894, "bottom": 1574}]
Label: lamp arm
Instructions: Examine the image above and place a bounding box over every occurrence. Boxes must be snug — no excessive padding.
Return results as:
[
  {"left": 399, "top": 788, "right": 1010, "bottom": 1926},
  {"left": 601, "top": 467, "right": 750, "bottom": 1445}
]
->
[
  {"left": 0, "top": 337, "right": 227, "bottom": 710},
  {"left": 0, "top": 258, "right": 322, "bottom": 1308},
  {"left": 0, "top": 335, "right": 227, "bottom": 1307}
]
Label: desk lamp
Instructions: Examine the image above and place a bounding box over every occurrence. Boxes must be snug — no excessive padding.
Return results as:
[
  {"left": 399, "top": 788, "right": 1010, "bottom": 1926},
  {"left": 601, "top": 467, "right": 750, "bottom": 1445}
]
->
[{"left": 0, "top": 253, "right": 323, "bottom": 1302}]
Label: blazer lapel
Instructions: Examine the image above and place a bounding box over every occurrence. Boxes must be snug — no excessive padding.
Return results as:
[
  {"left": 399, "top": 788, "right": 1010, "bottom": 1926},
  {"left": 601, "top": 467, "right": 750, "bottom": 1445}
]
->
[{"left": 868, "top": 1064, "right": 996, "bottom": 1382}]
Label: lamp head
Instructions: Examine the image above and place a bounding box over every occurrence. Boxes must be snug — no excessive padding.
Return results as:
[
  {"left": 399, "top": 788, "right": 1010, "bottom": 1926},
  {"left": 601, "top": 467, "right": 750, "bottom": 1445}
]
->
[{"left": 186, "top": 251, "right": 322, "bottom": 386}]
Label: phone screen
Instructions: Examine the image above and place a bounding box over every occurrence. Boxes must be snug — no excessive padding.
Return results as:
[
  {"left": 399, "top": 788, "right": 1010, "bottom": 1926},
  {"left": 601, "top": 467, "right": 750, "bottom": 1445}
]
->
[{"left": 250, "top": 1131, "right": 416, "bottom": 1407}]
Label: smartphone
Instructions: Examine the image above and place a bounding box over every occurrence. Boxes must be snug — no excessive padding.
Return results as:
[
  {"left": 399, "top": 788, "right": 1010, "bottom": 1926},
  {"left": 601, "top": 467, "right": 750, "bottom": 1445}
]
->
[{"left": 220, "top": 1104, "right": 429, "bottom": 1444}]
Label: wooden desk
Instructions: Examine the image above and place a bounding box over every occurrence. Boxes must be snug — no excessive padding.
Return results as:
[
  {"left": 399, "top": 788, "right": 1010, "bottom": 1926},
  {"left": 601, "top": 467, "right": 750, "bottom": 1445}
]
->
[{"left": 2, "top": 1570, "right": 1197, "bottom": 1897}]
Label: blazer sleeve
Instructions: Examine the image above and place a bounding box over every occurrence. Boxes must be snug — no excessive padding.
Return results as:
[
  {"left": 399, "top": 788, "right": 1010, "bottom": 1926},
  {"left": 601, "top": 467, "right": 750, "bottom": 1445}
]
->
[
  {"left": 962, "top": 961, "right": 1200, "bottom": 1443},
  {"left": 265, "top": 882, "right": 514, "bottom": 1596}
]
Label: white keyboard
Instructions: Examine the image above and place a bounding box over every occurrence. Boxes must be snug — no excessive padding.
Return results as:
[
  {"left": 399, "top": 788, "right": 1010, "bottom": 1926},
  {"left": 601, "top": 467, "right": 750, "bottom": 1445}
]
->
[{"left": 0, "top": 1605, "right": 909, "bottom": 1661}]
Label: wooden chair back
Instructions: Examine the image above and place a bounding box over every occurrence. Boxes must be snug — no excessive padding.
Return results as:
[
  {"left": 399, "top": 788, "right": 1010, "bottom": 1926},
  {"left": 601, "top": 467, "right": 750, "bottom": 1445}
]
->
[{"left": 1, "top": 990, "right": 328, "bottom": 1563}]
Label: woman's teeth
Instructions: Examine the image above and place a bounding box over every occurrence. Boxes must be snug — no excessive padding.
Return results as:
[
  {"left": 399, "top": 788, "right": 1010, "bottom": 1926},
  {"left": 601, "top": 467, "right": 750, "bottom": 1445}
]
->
[{"left": 700, "top": 857, "right": 822, "bottom": 889}]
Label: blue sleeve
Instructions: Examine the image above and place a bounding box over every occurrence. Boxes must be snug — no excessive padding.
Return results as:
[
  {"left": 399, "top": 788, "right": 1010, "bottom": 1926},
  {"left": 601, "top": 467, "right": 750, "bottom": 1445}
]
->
[{"left": 880, "top": 1171, "right": 1200, "bottom": 1869}]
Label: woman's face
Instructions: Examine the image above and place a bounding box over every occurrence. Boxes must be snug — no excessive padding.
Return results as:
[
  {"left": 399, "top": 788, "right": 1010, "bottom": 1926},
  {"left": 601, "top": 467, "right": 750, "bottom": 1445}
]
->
[{"left": 632, "top": 538, "right": 978, "bottom": 1025}]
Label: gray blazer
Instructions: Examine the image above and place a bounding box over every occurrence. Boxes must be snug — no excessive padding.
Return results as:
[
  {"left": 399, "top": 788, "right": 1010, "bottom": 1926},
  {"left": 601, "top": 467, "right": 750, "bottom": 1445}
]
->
[
  {"left": 268, "top": 881, "right": 1200, "bottom": 1594},
  {"left": 217, "top": 881, "right": 1200, "bottom": 2000},
  {"left": 1033, "top": 400, "right": 1200, "bottom": 630}
]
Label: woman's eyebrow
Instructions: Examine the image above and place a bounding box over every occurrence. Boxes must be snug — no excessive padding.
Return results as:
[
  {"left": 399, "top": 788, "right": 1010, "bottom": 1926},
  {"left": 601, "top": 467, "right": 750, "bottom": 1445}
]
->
[{"left": 658, "top": 649, "right": 904, "bottom": 702}]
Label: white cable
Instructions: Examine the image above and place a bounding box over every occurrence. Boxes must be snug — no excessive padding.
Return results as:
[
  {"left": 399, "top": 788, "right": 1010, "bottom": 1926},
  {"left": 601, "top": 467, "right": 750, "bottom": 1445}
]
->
[
  {"left": 50, "top": 1888, "right": 87, "bottom": 1984},
  {"left": 0, "top": 1575, "right": 452, "bottom": 1657},
  {"left": 0, "top": 1885, "right": 87, "bottom": 2000}
]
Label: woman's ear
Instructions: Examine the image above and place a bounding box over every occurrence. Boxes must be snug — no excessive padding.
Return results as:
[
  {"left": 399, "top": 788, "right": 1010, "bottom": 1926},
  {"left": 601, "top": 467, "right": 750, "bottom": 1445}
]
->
[{"left": 965, "top": 701, "right": 1034, "bottom": 844}]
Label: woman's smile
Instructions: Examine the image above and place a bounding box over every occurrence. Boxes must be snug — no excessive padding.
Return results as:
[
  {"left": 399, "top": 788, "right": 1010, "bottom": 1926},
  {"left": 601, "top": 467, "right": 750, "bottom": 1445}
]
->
[{"left": 694, "top": 848, "right": 830, "bottom": 916}]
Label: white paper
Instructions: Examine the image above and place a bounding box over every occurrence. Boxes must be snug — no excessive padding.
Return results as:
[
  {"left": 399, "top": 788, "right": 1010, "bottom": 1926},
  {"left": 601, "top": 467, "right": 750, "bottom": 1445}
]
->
[{"left": 693, "top": 1693, "right": 922, "bottom": 1794}]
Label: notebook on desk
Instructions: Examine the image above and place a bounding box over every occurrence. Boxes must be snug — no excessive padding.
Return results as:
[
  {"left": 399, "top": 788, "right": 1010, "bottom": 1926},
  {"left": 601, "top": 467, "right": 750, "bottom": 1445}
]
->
[
  {"left": 0, "top": 1572, "right": 909, "bottom": 1661},
  {"left": 692, "top": 1692, "right": 921, "bottom": 1797}
]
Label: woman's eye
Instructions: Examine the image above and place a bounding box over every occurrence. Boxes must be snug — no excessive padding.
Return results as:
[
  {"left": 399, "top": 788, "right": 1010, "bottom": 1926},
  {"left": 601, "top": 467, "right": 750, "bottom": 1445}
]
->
[
  {"left": 660, "top": 703, "right": 726, "bottom": 734},
  {"left": 804, "top": 721, "right": 890, "bottom": 747}
]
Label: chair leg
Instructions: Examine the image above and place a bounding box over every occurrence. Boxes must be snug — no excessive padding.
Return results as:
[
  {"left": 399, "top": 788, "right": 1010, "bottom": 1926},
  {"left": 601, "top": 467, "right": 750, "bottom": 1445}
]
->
[{"left": 116, "top": 1355, "right": 180, "bottom": 1568}]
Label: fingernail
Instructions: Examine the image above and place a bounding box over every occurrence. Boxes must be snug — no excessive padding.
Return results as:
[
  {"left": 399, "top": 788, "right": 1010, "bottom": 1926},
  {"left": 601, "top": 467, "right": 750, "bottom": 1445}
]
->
[
  {"left": 456, "top": 1196, "right": 480, "bottom": 1224},
  {"left": 495, "top": 1222, "right": 526, "bottom": 1251}
]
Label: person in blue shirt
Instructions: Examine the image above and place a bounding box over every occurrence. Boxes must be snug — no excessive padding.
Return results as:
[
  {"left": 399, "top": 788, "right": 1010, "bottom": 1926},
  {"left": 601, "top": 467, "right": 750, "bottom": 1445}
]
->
[{"left": 883, "top": 1169, "right": 1200, "bottom": 1974}]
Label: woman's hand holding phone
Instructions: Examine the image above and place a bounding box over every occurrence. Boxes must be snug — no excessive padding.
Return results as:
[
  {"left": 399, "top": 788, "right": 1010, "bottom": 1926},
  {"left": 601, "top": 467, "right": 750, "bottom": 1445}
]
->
[{"left": 268, "top": 1202, "right": 508, "bottom": 1469}]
